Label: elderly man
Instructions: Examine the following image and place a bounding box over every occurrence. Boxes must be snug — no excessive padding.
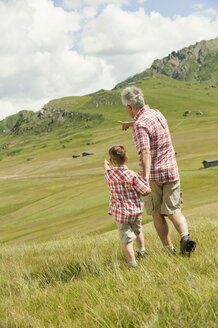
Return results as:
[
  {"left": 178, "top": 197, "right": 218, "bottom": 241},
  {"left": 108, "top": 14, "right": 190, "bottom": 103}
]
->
[{"left": 119, "top": 86, "right": 196, "bottom": 255}]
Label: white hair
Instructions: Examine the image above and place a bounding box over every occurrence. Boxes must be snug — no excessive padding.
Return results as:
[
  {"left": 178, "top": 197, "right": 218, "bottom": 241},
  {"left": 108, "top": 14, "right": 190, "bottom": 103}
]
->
[{"left": 121, "top": 86, "right": 145, "bottom": 109}]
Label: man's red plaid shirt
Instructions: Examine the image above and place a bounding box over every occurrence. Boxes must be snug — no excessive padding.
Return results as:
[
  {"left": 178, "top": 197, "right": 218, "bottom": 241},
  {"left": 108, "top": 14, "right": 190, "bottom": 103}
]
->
[
  {"left": 133, "top": 105, "right": 179, "bottom": 183},
  {"left": 105, "top": 166, "right": 150, "bottom": 223}
]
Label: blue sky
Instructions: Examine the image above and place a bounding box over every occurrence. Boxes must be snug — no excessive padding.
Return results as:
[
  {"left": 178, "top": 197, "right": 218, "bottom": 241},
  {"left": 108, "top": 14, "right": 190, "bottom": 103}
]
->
[
  {"left": 0, "top": 0, "right": 217, "bottom": 119},
  {"left": 124, "top": 0, "right": 218, "bottom": 17},
  {"left": 53, "top": 0, "right": 218, "bottom": 18}
]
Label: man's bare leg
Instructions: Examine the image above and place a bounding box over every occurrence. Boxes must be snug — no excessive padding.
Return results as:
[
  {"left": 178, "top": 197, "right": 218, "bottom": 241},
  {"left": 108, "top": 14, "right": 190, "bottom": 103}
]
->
[
  {"left": 153, "top": 214, "right": 172, "bottom": 246},
  {"left": 167, "top": 211, "right": 188, "bottom": 235}
]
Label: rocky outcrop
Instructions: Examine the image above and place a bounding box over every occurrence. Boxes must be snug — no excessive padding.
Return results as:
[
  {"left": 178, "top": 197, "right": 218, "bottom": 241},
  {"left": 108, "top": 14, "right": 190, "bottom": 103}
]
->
[
  {"left": 36, "top": 106, "right": 91, "bottom": 123},
  {"left": 148, "top": 39, "right": 215, "bottom": 82},
  {"left": 11, "top": 106, "right": 103, "bottom": 135},
  {"left": 0, "top": 110, "right": 34, "bottom": 132},
  {"left": 114, "top": 37, "right": 218, "bottom": 88}
]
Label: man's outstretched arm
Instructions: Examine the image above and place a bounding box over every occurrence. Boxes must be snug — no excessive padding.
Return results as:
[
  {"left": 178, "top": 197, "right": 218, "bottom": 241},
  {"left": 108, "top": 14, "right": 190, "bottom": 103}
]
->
[{"left": 118, "top": 121, "right": 134, "bottom": 131}]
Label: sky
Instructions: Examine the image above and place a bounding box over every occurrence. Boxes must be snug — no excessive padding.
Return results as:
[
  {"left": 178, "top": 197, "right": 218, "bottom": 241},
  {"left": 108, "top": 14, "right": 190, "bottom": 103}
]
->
[{"left": 0, "top": 0, "right": 218, "bottom": 120}]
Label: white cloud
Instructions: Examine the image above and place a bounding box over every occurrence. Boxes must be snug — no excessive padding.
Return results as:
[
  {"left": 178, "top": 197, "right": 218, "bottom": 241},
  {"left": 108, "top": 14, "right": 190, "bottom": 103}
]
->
[
  {"left": 0, "top": 98, "right": 48, "bottom": 121},
  {"left": 205, "top": 8, "right": 218, "bottom": 16},
  {"left": 192, "top": 3, "right": 205, "bottom": 10},
  {"left": 0, "top": 0, "right": 114, "bottom": 119},
  {"left": 62, "top": 0, "right": 81, "bottom": 10},
  {"left": 82, "top": 6, "right": 98, "bottom": 20},
  {"left": 192, "top": 3, "right": 218, "bottom": 16},
  {"left": 0, "top": 0, "right": 218, "bottom": 120},
  {"left": 79, "top": 5, "right": 218, "bottom": 81},
  {"left": 0, "top": 100, "right": 20, "bottom": 120},
  {"left": 62, "top": 0, "right": 129, "bottom": 11}
]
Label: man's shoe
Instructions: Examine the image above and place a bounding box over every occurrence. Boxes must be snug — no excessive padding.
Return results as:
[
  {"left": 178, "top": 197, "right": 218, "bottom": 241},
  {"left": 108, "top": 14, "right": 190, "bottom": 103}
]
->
[
  {"left": 136, "top": 250, "right": 147, "bottom": 259},
  {"left": 180, "top": 234, "right": 196, "bottom": 256}
]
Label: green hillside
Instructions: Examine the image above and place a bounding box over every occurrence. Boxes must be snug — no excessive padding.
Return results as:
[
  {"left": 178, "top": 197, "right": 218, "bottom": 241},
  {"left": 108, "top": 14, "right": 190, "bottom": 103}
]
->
[
  {"left": 0, "top": 207, "right": 217, "bottom": 327},
  {"left": 0, "top": 74, "right": 217, "bottom": 244},
  {"left": 0, "top": 110, "right": 34, "bottom": 133},
  {"left": 0, "top": 39, "right": 218, "bottom": 328},
  {"left": 114, "top": 37, "right": 218, "bottom": 89}
]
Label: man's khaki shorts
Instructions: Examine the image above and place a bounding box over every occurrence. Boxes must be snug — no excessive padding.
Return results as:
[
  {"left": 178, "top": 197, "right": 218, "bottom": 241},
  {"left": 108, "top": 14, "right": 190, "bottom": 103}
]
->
[
  {"left": 144, "top": 180, "right": 183, "bottom": 216},
  {"left": 116, "top": 216, "right": 142, "bottom": 244}
]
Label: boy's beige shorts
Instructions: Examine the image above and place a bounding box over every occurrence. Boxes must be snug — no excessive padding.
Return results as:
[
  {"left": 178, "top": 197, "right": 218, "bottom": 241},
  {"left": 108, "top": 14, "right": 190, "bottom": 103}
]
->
[
  {"left": 117, "top": 216, "right": 142, "bottom": 244},
  {"left": 144, "top": 180, "right": 183, "bottom": 216}
]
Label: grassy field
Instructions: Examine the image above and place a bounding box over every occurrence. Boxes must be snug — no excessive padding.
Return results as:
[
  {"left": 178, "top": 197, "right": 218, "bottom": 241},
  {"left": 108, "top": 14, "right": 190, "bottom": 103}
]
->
[
  {"left": 0, "top": 75, "right": 217, "bottom": 244},
  {"left": 0, "top": 205, "right": 217, "bottom": 327},
  {"left": 0, "top": 74, "right": 217, "bottom": 327}
]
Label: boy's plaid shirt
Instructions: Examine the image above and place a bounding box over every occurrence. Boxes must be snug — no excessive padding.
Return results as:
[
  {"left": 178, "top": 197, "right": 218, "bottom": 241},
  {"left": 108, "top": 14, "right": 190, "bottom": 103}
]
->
[
  {"left": 105, "top": 166, "right": 150, "bottom": 224},
  {"left": 133, "top": 106, "right": 179, "bottom": 183}
]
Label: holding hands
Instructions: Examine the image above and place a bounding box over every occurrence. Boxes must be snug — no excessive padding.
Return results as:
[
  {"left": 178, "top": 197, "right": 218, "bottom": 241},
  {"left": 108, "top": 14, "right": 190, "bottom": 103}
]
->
[{"left": 104, "top": 159, "right": 110, "bottom": 171}]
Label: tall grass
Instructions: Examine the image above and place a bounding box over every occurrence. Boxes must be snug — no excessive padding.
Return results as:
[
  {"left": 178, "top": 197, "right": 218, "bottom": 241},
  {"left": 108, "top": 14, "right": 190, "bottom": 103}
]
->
[{"left": 0, "top": 211, "right": 217, "bottom": 327}]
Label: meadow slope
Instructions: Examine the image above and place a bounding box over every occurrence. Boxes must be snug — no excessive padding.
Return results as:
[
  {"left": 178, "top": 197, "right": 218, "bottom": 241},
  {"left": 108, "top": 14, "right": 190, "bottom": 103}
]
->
[
  {"left": 0, "top": 75, "right": 217, "bottom": 244},
  {"left": 0, "top": 204, "right": 217, "bottom": 327},
  {"left": 0, "top": 74, "right": 217, "bottom": 328}
]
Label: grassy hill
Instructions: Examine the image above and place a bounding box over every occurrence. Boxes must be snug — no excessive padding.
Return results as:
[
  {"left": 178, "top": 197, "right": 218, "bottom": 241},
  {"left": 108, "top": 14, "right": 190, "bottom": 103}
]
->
[
  {"left": 0, "top": 205, "right": 217, "bottom": 327},
  {"left": 0, "top": 42, "right": 218, "bottom": 327},
  {"left": 114, "top": 37, "right": 218, "bottom": 89},
  {"left": 0, "top": 74, "right": 218, "bottom": 244},
  {"left": 0, "top": 110, "right": 34, "bottom": 133}
]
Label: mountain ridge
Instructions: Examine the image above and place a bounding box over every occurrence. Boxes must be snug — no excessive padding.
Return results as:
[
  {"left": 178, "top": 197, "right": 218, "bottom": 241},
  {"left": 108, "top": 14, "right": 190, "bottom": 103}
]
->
[
  {"left": 114, "top": 37, "right": 218, "bottom": 89},
  {"left": 1, "top": 37, "right": 217, "bottom": 133}
]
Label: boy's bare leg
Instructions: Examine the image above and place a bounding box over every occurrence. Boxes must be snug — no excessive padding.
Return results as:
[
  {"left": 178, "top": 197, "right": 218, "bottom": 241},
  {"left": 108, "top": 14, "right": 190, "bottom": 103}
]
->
[
  {"left": 134, "top": 231, "right": 145, "bottom": 249},
  {"left": 153, "top": 214, "right": 172, "bottom": 246},
  {"left": 124, "top": 242, "right": 135, "bottom": 262},
  {"left": 167, "top": 211, "right": 188, "bottom": 235}
]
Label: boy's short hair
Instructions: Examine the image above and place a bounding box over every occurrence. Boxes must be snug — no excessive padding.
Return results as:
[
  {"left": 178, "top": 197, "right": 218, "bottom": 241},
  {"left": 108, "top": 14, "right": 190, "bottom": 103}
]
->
[{"left": 109, "top": 145, "right": 127, "bottom": 165}]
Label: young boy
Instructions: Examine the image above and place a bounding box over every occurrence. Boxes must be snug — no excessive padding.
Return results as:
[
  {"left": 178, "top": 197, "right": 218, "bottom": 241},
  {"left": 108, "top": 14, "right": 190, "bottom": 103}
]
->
[{"left": 104, "top": 145, "right": 151, "bottom": 267}]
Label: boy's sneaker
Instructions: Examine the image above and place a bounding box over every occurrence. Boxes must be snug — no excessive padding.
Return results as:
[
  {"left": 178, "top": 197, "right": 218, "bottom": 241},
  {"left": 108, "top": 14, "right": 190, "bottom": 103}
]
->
[
  {"left": 128, "top": 261, "right": 137, "bottom": 268},
  {"left": 180, "top": 234, "right": 196, "bottom": 256},
  {"left": 136, "top": 250, "right": 147, "bottom": 260}
]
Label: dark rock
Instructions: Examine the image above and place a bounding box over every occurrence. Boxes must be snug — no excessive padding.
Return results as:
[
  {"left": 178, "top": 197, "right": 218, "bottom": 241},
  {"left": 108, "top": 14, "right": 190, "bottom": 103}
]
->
[
  {"left": 82, "top": 152, "right": 94, "bottom": 156},
  {"left": 72, "top": 155, "right": 80, "bottom": 158},
  {"left": 183, "top": 111, "right": 191, "bottom": 116},
  {"left": 27, "top": 157, "right": 35, "bottom": 161}
]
